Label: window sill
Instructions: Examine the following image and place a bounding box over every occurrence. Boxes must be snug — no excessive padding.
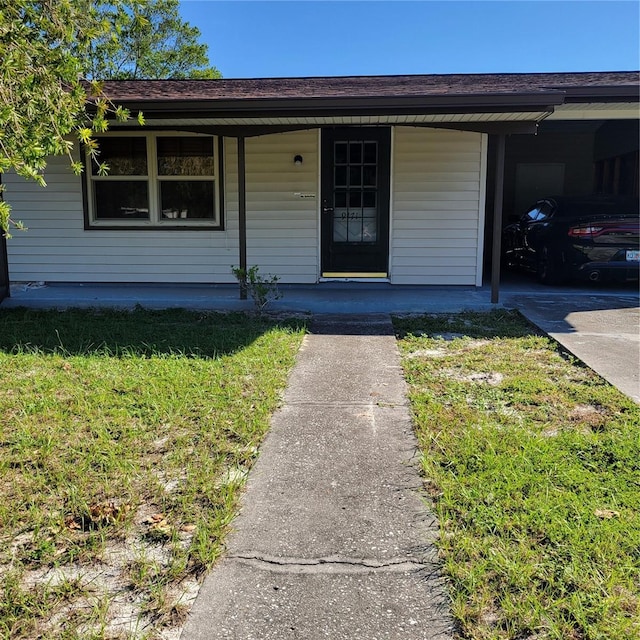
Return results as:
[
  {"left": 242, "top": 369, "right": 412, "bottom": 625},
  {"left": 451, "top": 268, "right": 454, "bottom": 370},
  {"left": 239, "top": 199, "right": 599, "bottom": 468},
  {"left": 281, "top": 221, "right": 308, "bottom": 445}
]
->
[{"left": 85, "top": 222, "right": 224, "bottom": 231}]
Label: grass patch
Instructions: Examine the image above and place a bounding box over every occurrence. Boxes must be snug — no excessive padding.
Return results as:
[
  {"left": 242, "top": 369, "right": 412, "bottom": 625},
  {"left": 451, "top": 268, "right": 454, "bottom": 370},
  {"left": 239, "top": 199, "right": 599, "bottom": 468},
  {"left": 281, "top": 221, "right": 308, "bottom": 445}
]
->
[
  {"left": 395, "top": 310, "right": 640, "bottom": 640},
  {"left": 0, "top": 308, "right": 305, "bottom": 639}
]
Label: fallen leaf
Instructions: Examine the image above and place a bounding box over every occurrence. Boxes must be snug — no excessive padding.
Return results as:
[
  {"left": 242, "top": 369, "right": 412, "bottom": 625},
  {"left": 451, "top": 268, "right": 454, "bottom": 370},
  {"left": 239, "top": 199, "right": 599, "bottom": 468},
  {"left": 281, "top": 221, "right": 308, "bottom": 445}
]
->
[
  {"left": 144, "top": 513, "right": 166, "bottom": 524},
  {"left": 88, "top": 501, "right": 131, "bottom": 524},
  {"left": 64, "top": 516, "right": 81, "bottom": 530},
  {"left": 595, "top": 509, "right": 620, "bottom": 519},
  {"left": 148, "top": 518, "right": 172, "bottom": 538}
]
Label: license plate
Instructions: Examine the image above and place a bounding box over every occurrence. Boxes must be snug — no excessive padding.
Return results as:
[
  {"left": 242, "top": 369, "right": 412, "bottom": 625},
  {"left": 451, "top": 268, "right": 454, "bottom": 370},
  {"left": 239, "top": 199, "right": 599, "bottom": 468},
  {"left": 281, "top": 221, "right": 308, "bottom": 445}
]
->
[{"left": 626, "top": 250, "right": 640, "bottom": 261}]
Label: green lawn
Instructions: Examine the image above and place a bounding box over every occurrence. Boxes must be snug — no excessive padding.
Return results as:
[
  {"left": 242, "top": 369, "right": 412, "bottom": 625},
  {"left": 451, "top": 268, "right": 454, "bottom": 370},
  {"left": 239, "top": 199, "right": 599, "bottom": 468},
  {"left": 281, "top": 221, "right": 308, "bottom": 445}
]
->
[
  {"left": 0, "top": 308, "right": 305, "bottom": 640},
  {"left": 395, "top": 310, "right": 640, "bottom": 640},
  {"left": 3, "top": 307, "right": 637, "bottom": 639}
]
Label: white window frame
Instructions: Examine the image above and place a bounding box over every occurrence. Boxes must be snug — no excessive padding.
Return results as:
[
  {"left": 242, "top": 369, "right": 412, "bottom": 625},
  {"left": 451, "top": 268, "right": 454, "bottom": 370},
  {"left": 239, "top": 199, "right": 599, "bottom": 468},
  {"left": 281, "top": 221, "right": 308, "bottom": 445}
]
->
[{"left": 85, "top": 131, "right": 221, "bottom": 229}]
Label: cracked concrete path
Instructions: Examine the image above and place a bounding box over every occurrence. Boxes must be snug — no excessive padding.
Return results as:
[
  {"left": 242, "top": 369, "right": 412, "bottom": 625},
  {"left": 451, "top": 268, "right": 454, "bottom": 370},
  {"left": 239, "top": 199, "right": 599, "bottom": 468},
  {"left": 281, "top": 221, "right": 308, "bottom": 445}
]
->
[{"left": 182, "top": 314, "right": 453, "bottom": 639}]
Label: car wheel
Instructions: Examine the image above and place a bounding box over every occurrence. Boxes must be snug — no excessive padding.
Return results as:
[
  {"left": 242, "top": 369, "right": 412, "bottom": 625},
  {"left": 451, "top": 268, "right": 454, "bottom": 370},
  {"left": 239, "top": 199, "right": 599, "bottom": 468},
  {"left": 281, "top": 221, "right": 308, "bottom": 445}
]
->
[{"left": 537, "top": 246, "right": 563, "bottom": 285}]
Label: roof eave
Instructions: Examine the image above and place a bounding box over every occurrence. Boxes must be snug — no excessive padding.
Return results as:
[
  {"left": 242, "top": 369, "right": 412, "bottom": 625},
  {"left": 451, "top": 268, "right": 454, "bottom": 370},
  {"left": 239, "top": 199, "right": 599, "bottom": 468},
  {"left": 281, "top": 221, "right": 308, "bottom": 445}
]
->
[
  {"left": 97, "top": 92, "right": 566, "bottom": 117},
  {"left": 561, "top": 86, "right": 640, "bottom": 102}
]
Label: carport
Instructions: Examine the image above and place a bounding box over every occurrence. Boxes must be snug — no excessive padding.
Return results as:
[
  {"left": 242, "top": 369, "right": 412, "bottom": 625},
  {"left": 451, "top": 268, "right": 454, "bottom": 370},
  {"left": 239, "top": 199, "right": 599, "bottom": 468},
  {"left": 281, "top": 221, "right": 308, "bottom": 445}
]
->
[{"left": 483, "top": 100, "right": 639, "bottom": 289}]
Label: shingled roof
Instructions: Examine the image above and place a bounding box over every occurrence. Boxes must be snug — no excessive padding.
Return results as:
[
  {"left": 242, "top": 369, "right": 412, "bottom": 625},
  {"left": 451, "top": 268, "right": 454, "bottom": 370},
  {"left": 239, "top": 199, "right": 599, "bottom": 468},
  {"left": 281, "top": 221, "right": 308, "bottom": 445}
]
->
[{"left": 97, "top": 71, "right": 639, "bottom": 103}]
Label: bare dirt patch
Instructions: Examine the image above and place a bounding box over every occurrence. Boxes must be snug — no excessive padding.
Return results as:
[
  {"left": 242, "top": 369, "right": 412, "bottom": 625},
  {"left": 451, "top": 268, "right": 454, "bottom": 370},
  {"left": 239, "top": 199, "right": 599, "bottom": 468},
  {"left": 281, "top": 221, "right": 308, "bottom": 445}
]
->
[{"left": 440, "top": 368, "right": 504, "bottom": 386}]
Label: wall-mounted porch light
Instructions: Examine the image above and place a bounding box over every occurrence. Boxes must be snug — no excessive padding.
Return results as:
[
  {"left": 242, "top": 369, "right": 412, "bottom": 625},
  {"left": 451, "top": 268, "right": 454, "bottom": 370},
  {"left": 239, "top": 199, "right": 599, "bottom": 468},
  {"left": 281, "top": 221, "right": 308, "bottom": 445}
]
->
[{"left": 293, "top": 154, "right": 303, "bottom": 166}]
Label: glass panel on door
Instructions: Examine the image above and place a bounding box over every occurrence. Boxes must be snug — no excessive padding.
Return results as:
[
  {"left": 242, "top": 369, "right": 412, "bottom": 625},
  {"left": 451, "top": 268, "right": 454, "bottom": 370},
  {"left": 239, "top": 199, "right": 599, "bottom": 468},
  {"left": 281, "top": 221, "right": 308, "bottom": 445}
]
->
[{"left": 332, "top": 140, "right": 378, "bottom": 244}]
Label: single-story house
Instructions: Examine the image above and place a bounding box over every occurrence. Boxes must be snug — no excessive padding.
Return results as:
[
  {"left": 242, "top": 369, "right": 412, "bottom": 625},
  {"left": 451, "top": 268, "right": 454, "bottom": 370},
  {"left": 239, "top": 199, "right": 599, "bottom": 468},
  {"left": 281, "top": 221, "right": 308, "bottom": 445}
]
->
[{"left": 1, "top": 71, "right": 638, "bottom": 301}]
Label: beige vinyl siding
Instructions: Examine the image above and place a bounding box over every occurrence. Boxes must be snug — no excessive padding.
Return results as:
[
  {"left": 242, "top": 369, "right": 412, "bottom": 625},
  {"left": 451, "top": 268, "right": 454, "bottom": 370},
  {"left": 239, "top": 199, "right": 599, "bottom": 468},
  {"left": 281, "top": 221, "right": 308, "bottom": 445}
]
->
[
  {"left": 224, "top": 131, "right": 319, "bottom": 283},
  {"left": 5, "top": 130, "right": 320, "bottom": 284},
  {"left": 5, "top": 153, "right": 238, "bottom": 284},
  {"left": 391, "top": 127, "right": 486, "bottom": 285},
  {"left": 6, "top": 126, "right": 487, "bottom": 286}
]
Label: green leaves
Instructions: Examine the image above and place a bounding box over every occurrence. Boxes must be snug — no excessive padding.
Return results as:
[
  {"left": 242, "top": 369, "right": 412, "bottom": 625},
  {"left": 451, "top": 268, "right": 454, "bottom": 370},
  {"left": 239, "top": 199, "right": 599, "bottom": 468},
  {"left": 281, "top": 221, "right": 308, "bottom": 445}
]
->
[
  {"left": 81, "top": 0, "right": 222, "bottom": 80},
  {"left": 0, "top": 201, "right": 11, "bottom": 238},
  {"left": 96, "top": 163, "right": 110, "bottom": 177},
  {"left": 0, "top": 1, "right": 158, "bottom": 233},
  {"left": 77, "top": 128, "right": 94, "bottom": 144},
  {"left": 114, "top": 105, "right": 131, "bottom": 122},
  {"left": 0, "top": 0, "right": 220, "bottom": 234},
  {"left": 231, "top": 265, "right": 282, "bottom": 314}
]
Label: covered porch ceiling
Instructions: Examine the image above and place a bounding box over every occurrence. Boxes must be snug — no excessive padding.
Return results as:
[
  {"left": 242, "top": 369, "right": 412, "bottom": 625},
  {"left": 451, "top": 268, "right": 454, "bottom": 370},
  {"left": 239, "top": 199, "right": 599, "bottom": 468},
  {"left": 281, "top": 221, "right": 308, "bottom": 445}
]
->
[
  {"left": 132, "top": 110, "right": 554, "bottom": 126},
  {"left": 127, "top": 110, "right": 553, "bottom": 136},
  {"left": 108, "top": 103, "right": 639, "bottom": 138}
]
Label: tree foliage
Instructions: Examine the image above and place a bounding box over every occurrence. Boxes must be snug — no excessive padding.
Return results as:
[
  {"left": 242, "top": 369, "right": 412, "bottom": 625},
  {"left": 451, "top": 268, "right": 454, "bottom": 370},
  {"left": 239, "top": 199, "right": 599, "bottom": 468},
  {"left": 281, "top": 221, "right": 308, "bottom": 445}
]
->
[
  {"left": 0, "top": 0, "right": 219, "bottom": 234},
  {"left": 83, "top": 0, "right": 221, "bottom": 80}
]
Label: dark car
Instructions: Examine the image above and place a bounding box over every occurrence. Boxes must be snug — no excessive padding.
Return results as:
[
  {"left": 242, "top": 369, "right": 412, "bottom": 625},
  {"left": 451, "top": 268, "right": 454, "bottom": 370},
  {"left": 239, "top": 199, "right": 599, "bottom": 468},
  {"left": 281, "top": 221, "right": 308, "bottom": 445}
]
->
[{"left": 503, "top": 195, "right": 640, "bottom": 284}]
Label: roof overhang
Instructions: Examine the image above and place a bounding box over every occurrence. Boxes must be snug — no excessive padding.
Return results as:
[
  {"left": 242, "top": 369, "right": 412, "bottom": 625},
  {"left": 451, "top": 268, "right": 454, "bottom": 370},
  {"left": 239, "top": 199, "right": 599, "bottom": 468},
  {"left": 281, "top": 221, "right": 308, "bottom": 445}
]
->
[
  {"left": 95, "top": 74, "right": 638, "bottom": 136},
  {"left": 560, "top": 85, "right": 640, "bottom": 102},
  {"left": 105, "top": 92, "right": 565, "bottom": 118},
  {"left": 119, "top": 110, "right": 552, "bottom": 134}
]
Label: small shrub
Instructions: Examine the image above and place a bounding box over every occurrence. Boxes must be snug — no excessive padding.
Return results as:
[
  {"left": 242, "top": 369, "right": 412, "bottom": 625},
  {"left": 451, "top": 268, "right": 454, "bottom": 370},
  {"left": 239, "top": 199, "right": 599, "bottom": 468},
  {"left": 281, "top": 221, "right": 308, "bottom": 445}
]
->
[{"left": 232, "top": 265, "right": 282, "bottom": 313}]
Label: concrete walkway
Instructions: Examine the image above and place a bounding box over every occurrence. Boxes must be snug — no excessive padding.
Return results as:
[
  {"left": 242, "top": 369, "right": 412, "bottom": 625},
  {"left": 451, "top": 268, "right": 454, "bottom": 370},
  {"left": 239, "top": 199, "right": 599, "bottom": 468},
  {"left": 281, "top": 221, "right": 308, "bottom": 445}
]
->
[{"left": 182, "top": 315, "right": 453, "bottom": 639}]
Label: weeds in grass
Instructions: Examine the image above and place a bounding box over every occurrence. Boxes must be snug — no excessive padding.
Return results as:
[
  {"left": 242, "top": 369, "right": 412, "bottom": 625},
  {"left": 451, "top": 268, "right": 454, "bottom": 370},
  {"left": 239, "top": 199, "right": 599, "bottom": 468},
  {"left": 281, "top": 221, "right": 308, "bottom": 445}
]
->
[
  {"left": 395, "top": 310, "right": 640, "bottom": 640},
  {"left": 0, "top": 308, "right": 305, "bottom": 639}
]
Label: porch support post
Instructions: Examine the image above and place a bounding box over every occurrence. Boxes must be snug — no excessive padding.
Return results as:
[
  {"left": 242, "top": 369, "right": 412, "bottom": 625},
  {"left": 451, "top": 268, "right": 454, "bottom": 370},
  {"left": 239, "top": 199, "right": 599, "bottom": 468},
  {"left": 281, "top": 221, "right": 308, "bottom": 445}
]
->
[
  {"left": 0, "top": 233, "right": 9, "bottom": 301},
  {"left": 490, "top": 133, "right": 506, "bottom": 304},
  {"left": 0, "top": 175, "right": 10, "bottom": 301},
  {"left": 237, "top": 135, "right": 247, "bottom": 300}
]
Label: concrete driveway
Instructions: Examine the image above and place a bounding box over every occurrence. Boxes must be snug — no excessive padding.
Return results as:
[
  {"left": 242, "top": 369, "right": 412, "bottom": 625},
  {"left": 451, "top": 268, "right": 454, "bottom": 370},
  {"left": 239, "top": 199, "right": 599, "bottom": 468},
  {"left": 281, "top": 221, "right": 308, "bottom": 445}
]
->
[{"left": 504, "top": 289, "right": 640, "bottom": 404}]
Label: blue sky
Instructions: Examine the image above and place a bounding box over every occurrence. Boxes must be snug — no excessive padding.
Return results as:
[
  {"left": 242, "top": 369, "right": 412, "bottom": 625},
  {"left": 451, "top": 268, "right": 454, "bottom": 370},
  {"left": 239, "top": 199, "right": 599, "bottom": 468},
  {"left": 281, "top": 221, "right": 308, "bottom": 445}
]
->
[{"left": 179, "top": 1, "right": 640, "bottom": 78}]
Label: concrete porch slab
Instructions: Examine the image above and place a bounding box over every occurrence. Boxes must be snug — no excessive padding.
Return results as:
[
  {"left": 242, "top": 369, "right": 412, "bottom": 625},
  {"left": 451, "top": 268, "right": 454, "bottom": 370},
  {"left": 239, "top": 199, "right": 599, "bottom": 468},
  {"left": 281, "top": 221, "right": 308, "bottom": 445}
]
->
[{"left": 3, "top": 278, "right": 637, "bottom": 315}]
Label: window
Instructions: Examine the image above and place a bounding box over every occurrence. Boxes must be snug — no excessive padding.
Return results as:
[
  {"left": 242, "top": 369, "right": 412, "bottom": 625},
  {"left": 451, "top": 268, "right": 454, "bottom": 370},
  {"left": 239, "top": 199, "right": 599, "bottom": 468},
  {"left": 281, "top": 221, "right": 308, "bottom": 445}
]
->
[
  {"left": 332, "top": 140, "right": 378, "bottom": 243},
  {"left": 537, "top": 201, "right": 552, "bottom": 220},
  {"left": 85, "top": 133, "right": 222, "bottom": 229},
  {"left": 524, "top": 207, "right": 542, "bottom": 222}
]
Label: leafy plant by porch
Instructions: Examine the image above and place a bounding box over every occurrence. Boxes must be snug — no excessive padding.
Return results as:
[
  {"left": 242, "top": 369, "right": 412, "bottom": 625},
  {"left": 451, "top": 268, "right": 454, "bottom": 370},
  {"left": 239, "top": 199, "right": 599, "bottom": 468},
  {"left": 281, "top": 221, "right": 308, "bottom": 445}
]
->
[
  {"left": 395, "top": 311, "right": 640, "bottom": 640},
  {"left": 232, "top": 265, "right": 282, "bottom": 313},
  {"left": 0, "top": 308, "right": 305, "bottom": 639}
]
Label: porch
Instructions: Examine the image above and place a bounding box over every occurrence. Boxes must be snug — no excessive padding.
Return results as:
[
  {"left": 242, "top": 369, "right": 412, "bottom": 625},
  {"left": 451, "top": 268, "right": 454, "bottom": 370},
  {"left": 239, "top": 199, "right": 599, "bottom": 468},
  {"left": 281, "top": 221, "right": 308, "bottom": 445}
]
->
[{"left": 3, "top": 276, "right": 637, "bottom": 315}]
